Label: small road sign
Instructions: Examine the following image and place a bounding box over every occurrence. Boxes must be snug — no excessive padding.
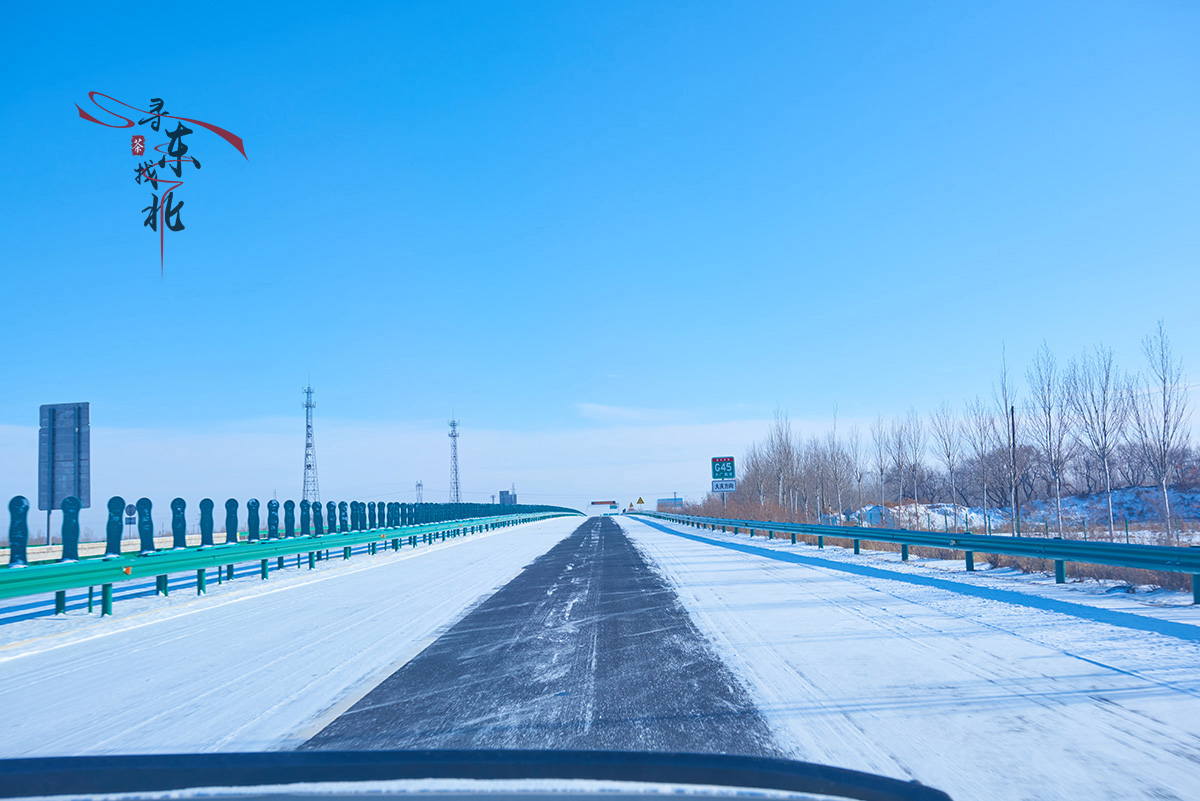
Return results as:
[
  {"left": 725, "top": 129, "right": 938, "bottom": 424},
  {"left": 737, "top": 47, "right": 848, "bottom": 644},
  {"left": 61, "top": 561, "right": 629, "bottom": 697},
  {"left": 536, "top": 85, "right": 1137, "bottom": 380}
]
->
[
  {"left": 125, "top": 516, "right": 137, "bottom": 525},
  {"left": 636, "top": 497, "right": 644, "bottom": 504},
  {"left": 125, "top": 504, "right": 136, "bottom": 517},
  {"left": 712, "top": 456, "right": 735, "bottom": 480},
  {"left": 712, "top": 479, "right": 737, "bottom": 493}
]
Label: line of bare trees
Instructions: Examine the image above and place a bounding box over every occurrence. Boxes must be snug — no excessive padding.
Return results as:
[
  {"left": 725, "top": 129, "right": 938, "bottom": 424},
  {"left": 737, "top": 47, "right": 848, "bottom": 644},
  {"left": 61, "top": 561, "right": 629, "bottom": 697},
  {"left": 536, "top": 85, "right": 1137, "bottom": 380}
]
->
[{"left": 710, "top": 322, "right": 1193, "bottom": 540}]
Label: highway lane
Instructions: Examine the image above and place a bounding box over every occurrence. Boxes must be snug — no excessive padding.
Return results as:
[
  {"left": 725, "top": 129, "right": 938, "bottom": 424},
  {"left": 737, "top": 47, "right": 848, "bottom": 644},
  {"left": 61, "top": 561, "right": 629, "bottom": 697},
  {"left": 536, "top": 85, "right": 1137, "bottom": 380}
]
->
[{"left": 303, "top": 516, "right": 780, "bottom": 755}]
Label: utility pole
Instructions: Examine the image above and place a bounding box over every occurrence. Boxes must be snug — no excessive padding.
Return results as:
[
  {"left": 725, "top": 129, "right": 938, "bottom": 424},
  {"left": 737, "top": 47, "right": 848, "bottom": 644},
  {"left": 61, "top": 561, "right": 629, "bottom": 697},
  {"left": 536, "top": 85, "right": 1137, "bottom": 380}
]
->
[
  {"left": 1010, "top": 405, "right": 1019, "bottom": 536},
  {"left": 448, "top": 419, "right": 461, "bottom": 503},
  {"left": 302, "top": 386, "right": 320, "bottom": 504}
]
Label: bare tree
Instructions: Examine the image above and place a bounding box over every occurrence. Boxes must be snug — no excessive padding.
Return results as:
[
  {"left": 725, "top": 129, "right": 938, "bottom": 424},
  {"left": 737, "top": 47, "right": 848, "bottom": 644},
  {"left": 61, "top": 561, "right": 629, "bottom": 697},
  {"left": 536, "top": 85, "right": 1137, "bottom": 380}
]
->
[
  {"left": 930, "top": 401, "right": 961, "bottom": 530},
  {"left": 965, "top": 395, "right": 997, "bottom": 533},
  {"left": 905, "top": 408, "right": 927, "bottom": 526},
  {"left": 870, "top": 415, "right": 888, "bottom": 525},
  {"left": 1027, "top": 341, "right": 1074, "bottom": 537},
  {"left": 1130, "top": 321, "right": 1190, "bottom": 539},
  {"left": 890, "top": 417, "right": 907, "bottom": 519},
  {"left": 826, "top": 423, "right": 846, "bottom": 523},
  {"left": 1067, "top": 344, "right": 1129, "bottom": 539},
  {"left": 847, "top": 424, "right": 865, "bottom": 520}
]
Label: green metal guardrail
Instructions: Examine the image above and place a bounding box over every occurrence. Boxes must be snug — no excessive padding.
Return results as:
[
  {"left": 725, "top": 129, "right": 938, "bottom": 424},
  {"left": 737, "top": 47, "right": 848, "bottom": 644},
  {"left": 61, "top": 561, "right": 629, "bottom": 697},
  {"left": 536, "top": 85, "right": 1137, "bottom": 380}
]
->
[
  {"left": 633, "top": 511, "right": 1200, "bottom": 604},
  {"left": 3, "top": 494, "right": 582, "bottom": 616}
]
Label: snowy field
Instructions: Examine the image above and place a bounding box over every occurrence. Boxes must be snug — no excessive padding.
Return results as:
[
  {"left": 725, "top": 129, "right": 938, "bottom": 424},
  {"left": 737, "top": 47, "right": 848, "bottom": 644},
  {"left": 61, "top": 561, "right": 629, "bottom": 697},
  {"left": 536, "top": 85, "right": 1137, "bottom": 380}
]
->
[
  {"left": 0, "top": 517, "right": 576, "bottom": 756},
  {"left": 620, "top": 516, "right": 1200, "bottom": 801}
]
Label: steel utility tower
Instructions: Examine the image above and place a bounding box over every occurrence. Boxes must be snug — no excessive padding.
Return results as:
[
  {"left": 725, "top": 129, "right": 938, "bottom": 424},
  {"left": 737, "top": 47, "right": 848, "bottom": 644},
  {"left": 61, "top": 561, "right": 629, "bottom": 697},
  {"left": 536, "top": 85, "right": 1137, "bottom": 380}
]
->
[
  {"left": 415, "top": 481, "right": 423, "bottom": 503},
  {"left": 302, "top": 386, "right": 320, "bottom": 504},
  {"left": 448, "top": 419, "right": 461, "bottom": 503}
]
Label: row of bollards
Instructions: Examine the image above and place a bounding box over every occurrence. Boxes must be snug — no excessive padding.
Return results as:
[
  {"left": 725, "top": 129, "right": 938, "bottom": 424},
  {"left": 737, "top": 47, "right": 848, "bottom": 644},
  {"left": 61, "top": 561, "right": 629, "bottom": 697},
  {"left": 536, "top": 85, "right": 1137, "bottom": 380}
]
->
[{"left": 5, "top": 495, "right": 574, "bottom": 618}]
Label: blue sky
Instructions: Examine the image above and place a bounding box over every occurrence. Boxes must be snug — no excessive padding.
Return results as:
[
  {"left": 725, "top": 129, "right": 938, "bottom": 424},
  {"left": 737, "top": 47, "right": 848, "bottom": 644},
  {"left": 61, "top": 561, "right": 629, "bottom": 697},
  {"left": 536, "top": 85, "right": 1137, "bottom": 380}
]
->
[{"left": 1, "top": 1, "right": 1198, "bottom": 517}]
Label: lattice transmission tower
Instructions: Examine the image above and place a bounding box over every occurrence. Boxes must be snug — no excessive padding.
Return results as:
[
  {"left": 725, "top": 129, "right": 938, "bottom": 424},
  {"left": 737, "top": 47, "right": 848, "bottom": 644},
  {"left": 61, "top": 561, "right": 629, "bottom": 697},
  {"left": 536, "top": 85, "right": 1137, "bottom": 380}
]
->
[
  {"left": 302, "top": 385, "right": 320, "bottom": 504},
  {"left": 448, "top": 419, "right": 461, "bottom": 503}
]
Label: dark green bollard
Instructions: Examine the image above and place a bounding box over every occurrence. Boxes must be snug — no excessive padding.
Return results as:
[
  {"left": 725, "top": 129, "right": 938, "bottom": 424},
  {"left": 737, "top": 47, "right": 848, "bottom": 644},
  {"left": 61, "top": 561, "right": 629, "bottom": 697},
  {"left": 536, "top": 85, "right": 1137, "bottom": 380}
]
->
[
  {"left": 278, "top": 556, "right": 284, "bottom": 570},
  {"left": 55, "top": 591, "right": 66, "bottom": 614},
  {"left": 309, "top": 551, "right": 316, "bottom": 569},
  {"left": 247, "top": 499, "right": 261, "bottom": 542},
  {"left": 818, "top": 535, "right": 824, "bottom": 549},
  {"left": 171, "top": 498, "right": 187, "bottom": 549},
  {"left": 790, "top": 532, "right": 796, "bottom": 544},
  {"left": 853, "top": 539, "right": 860, "bottom": 555},
  {"left": 965, "top": 551, "right": 975, "bottom": 571},
  {"left": 260, "top": 559, "right": 269, "bottom": 579},
  {"left": 226, "top": 564, "right": 234, "bottom": 581},
  {"left": 157, "top": 575, "right": 168, "bottom": 596},
  {"left": 199, "top": 499, "right": 215, "bottom": 547},
  {"left": 343, "top": 546, "right": 351, "bottom": 560},
  {"left": 137, "top": 498, "right": 155, "bottom": 555},
  {"left": 105, "top": 496, "right": 124, "bottom": 558},
  {"left": 1193, "top": 575, "right": 1199, "bottom": 605},
  {"left": 1055, "top": 560, "right": 1066, "bottom": 583},
  {"left": 101, "top": 583, "right": 113, "bottom": 616},
  {"left": 61, "top": 496, "right": 81, "bottom": 561},
  {"left": 392, "top": 538, "right": 399, "bottom": 550},
  {"left": 197, "top": 569, "right": 206, "bottom": 595},
  {"left": 225, "top": 499, "right": 240, "bottom": 544},
  {"left": 267, "top": 499, "right": 280, "bottom": 540},
  {"left": 901, "top": 544, "right": 909, "bottom": 561}
]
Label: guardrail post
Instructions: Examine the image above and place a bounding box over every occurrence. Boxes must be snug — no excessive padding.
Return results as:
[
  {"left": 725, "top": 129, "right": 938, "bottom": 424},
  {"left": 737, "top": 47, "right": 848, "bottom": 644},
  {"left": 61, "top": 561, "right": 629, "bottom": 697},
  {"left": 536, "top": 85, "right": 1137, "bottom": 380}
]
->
[
  {"left": 284, "top": 500, "right": 296, "bottom": 538},
  {"left": 901, "top": 544, "right": 909, "bottom": 561},
  {"left": 853, "top": 538, "right": 860, "bottom": 555},
  {"left": 965, "top": 551, "right": 975, "bottom": 571},
  {"left": 339, "top": 502, "right": 349, "bottom": 533},
  {"left": 6, "top": 496, "right": 30, "bottom": 568},
  {"left": 247, "top": 499, "right": 261, "bottom": 542},
  {"left": 61, "top": 495, "right": 81, "bottom": 562},
  {"left": 105, "top": 496, "right": 124, "bottom": 558},
  {"left": 170, "top": 498, "right": 187, "bottom": 549},
  {"left": 300, "top": 500, "right": 311, "bottom": 537},
  {"left": 137, "top": 498, "right": 155, "bottom": 555},
  {"left": 200, "top": 499, "right": 215, "bottom": 547},
  {"left": 225, "top": 499, "right": 239, "bottom": 544}
]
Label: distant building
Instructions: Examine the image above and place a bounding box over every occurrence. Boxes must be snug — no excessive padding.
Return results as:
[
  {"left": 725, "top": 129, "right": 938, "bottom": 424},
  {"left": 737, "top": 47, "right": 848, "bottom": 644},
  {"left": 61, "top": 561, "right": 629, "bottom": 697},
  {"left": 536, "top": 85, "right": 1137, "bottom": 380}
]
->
[
  {"left": 499, "top": 490, "right": 517, "bottom": 505},
  {"left": 657, "top": 497, "right": 683, "bottom": 511}
]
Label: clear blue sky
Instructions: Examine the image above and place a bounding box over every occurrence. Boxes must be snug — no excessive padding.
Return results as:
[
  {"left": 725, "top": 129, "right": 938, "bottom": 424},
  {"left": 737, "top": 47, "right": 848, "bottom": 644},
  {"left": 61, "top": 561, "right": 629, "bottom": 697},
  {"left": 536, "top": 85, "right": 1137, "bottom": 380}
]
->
[{"left": 1, "top": 1, "right": 1198, "bottom": 511}]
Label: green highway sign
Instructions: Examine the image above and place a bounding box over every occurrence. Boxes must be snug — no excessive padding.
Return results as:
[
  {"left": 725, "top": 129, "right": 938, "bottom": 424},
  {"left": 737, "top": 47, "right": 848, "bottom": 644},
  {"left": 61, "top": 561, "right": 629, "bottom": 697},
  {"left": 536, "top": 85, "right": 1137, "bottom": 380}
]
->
[{"left": 712, "top": 456, "right": 735, "bottom": 480}]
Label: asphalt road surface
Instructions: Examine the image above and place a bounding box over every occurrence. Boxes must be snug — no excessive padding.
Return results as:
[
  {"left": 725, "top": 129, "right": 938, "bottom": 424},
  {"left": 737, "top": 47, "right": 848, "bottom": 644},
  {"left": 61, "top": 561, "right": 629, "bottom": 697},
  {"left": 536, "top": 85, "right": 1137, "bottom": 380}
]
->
[{"left": 303, "top": 516, "right": 779, "bottom": 755}]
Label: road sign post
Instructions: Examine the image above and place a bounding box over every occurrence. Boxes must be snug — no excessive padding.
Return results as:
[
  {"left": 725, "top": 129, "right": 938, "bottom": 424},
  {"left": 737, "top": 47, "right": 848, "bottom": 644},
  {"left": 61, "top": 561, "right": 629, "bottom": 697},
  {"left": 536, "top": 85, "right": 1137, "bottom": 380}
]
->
[
  {"left": 39, "top": 403, "right": 91, "bottom": 545},
  {"left": 711, "top": 457, "right": 736, "bottom": 511}
]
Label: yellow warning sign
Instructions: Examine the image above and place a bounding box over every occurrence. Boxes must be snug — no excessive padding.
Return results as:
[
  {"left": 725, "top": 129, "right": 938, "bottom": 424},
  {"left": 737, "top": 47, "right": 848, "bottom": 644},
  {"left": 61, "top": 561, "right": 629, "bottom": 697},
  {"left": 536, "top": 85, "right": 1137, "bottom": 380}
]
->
[{"left": 637, "top": 497, "right": 644, "bottom": 504}]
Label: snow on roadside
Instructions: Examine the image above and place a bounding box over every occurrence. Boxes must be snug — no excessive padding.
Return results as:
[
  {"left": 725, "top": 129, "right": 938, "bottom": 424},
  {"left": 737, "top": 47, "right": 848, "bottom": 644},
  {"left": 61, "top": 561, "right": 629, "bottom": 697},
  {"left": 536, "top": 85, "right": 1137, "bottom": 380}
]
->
[
  {"left": 619, "top": 515, "right": 1200, "bottom": 801},
  {"left": 0, "top": 518, "right": 578, "bottom": 758}
]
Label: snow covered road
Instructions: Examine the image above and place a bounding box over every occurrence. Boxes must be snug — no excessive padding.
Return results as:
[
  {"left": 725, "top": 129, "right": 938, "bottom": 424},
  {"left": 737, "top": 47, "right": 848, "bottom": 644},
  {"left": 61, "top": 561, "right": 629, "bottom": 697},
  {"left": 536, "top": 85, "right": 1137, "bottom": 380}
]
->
[
  {"left": 0, "top": 517, "right": 577, "bottom": 757},
  {"left": 621, "top": 516, "right": 1200, "bottom": 801},
  {"left": 303, "top": 516, "right": 777, "bottom": 754}
]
